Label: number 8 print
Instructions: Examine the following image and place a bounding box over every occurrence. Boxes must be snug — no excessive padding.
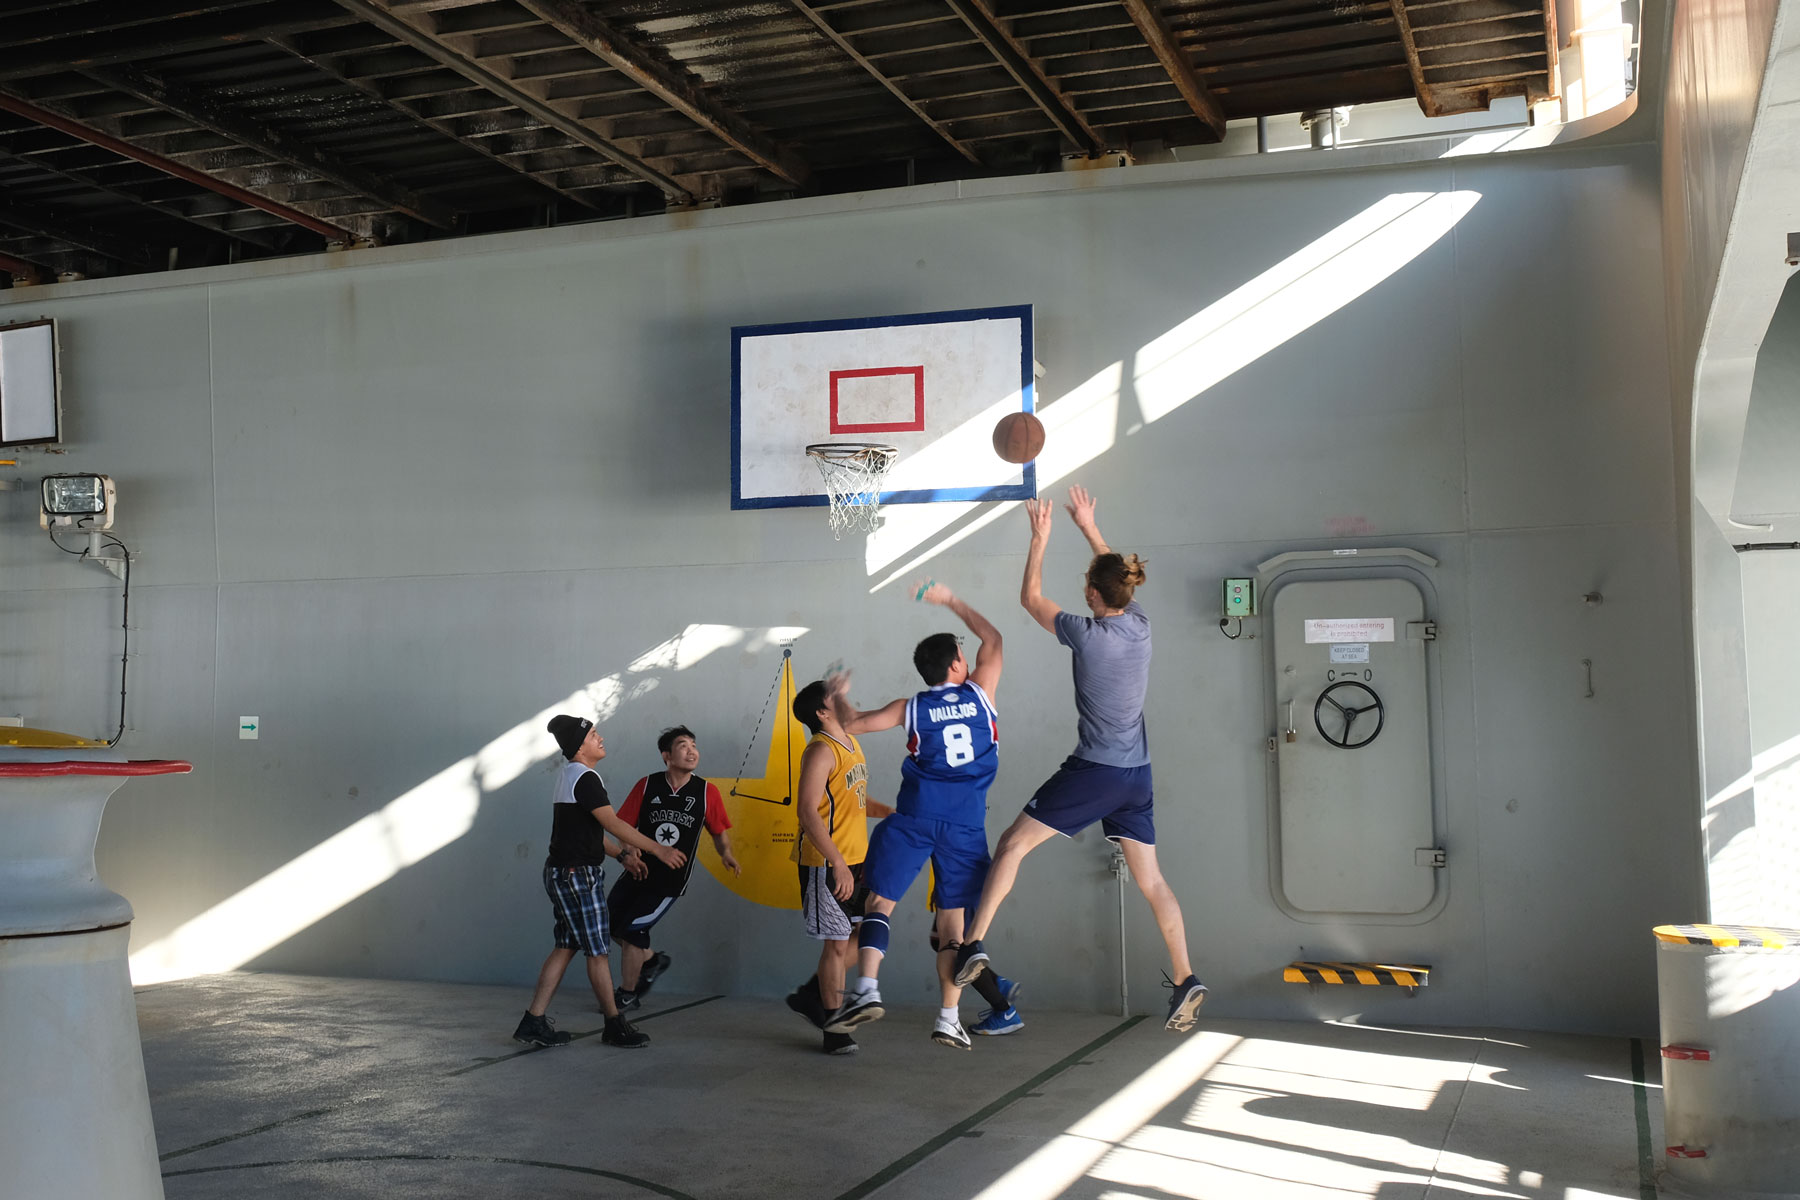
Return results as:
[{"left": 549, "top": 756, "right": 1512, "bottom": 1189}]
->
[{"left": 944, "top": 723, "right": 974, "bottom": 766}]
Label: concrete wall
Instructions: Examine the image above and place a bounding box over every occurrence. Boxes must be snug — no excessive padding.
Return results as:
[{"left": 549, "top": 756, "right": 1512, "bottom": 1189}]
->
[{"left": 0, "top": 140, "right": 1695, "bottom": 1034}]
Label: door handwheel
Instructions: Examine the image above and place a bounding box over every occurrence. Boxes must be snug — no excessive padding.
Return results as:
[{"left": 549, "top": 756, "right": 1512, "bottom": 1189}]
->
[{"left": 1313, "top": 680, "right": 1385, "bottom": 749}]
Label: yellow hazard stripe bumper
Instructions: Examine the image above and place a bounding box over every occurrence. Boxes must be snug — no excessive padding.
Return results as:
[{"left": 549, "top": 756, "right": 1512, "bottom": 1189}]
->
[
  {"left": 1283, "top": 962, "right": 1431, "bottom": 987},
  {"left": 1654, "top": 923, "right": 1797, "bottom": 950}
]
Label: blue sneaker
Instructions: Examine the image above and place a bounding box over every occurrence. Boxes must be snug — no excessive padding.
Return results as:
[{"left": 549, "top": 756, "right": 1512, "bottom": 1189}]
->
[
  {"left": 992, "top": 974, "right": 1023, "bottom": 1008},
  {"left": 970, "top": 1006, "right": 1022, "bottom": 1036}
]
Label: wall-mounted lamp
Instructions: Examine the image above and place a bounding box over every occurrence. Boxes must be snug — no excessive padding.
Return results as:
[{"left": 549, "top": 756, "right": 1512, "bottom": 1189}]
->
[{"left": 40, "top": 472, "right": 116, "bottom": 530}]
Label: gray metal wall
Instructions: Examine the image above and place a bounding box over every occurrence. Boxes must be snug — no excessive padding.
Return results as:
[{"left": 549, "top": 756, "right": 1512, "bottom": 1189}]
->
[{"left": 0, "top": 142, "right": 1695, "bottom": 1034}]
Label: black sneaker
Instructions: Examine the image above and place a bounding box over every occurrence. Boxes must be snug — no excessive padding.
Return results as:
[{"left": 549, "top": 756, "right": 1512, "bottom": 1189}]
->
[
  {"left": 1163, "top": 973, "right": 1208, "bottom": 1033},
  {"left": 785, "top": 977, "right": 827, "bottom": 1029},
  {"left": 636, "top": 951, "right": 673, "bottom": 998},
  {"left": 512, "top": 1011, "right": 573, "bottom": 1047},
  {"left": 822, "top": 1031, "right": 858, "bottom": 1056},
  {"left": 601, "top": 1014, "right": 650, "bottom": 1048},
  {"left": 823, "top": 989, "right": 884, "bottom": 1034},
  {"left": 951, "top": 939, "right": 989, "bottom": 986},
  {"left": 613, "top": 987, "right": 640, "bottom": 1012}
]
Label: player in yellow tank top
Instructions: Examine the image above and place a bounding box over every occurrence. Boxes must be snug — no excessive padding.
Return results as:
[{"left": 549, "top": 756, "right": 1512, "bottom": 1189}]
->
[
  {"left": 797, "top": 729, "right": 870, "bottom": 868},
  {"left": 786, "top": 672, "right": 893, "bottom": 1055}
]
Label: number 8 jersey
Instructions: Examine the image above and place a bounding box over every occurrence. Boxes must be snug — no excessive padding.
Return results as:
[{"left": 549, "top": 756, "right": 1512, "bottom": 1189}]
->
[{"left": 895, "top": 680, "right": 998, "bottom": 827}]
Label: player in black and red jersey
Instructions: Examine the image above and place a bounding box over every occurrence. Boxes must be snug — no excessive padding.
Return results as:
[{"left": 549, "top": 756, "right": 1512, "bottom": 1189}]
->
[{"left": 607, "top": 725, "right": 740, "bottom": 1012}]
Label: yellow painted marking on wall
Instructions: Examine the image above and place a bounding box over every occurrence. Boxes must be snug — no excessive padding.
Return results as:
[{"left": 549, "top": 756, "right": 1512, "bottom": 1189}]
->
[{"left": 699, "top": 656, "right": 807, "bottom": 910}]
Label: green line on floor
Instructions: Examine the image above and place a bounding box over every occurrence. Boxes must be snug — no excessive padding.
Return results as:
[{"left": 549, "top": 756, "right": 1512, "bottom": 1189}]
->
[
  {"left": 161, "top": 1153, "right": 700, "bottom": 1198},
  {"left": 832, "top": 1015, "right": 1147, "bottom": 1200},
  {"left": 1629, "top": 1037, "right": 1655, "bottom": 1199}
]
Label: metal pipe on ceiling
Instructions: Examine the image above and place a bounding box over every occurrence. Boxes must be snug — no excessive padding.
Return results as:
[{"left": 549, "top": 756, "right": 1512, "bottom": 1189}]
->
[{"left": 0, "top": 91, "right": 359, "bottom": 245}]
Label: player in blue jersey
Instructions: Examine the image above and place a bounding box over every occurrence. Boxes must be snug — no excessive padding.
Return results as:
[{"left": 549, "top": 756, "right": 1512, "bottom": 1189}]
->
[{"left": 824, "top": 583, "right": 1021, "bottom": 1049}]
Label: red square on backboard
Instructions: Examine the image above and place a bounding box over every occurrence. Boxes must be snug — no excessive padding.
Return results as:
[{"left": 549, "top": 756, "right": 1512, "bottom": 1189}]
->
[{"left": 829, "top": 366, "right": 925, "bottom": 433}]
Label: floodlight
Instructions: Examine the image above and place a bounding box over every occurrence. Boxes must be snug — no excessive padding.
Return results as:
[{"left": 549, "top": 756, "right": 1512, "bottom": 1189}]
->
[
  {"left": 40, "top": 473, "right": 116, "bottom": 531},
  {"left": 0, "top": 319, "right": 60, "bottom": 446}
]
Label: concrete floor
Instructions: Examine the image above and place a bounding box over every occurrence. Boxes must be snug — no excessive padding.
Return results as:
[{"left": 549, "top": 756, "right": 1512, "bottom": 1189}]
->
[{"left": 140, "top": 973, "right": 1664, "bottom": 1200}]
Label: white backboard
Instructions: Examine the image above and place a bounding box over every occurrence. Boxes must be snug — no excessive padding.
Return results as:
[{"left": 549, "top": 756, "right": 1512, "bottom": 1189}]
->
[{"left": 731, "top": 306, "right": 1035, "bottom": 509}]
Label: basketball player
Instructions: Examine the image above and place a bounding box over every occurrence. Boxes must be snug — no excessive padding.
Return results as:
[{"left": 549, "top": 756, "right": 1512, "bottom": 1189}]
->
[
  {"left": 951, "top": 486, "right": 1208, "bottom": 1032},
  {"left": 824, "top": 583, "right": 1022, "bottom": 1049},
  {"left": 785, "top": 677, "right": 892, "bottom": 1055},
  {"left": 608, "top": 725, "right": 741, "bottom": 1013}
]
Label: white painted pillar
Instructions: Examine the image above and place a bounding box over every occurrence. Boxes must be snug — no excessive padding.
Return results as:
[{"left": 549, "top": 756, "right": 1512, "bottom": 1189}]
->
[
  {"left": 0, "top": 748, "right": 190, "bottom": 1200},
  {"left": 1656, "top": 923, "right": 1800, "bottom": 1198}
]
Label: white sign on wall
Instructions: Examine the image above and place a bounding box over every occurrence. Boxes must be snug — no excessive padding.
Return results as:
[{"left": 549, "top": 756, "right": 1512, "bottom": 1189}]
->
[{"left": 1304, "top": 618, "right": 1395, "bottom": 644}]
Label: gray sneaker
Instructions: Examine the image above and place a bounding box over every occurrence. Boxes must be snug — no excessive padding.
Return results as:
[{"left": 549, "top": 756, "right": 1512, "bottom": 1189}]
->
[
  {"left": 931, "top": 1014, "right": 972, "bottom": 1050},
  {"left": 823, "top": 989, "right": 885, "bottom": 1034}
]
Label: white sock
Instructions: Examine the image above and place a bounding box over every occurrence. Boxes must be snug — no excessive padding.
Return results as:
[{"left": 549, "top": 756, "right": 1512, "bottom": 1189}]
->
[
  {"left": 852, "top": 979, "right": 879, "bottom": 1001},
  {"left": 939, "top": 1006, "right": 958, "bottom": 1024}
]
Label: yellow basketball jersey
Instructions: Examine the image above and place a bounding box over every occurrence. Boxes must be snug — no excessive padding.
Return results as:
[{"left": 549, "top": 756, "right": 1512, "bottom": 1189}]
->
[{"left": 797, "top": 731, "right": 869, "bottom": 867}]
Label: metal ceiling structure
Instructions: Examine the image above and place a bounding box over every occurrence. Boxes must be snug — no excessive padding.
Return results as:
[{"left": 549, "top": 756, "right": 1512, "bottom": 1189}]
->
[{"left": 0, "top": 0, "right": 1559, "bottom": 285}]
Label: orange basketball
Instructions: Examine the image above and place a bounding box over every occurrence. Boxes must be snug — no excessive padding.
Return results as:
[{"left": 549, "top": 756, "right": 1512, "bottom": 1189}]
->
[{"left": 992, "top": 411, "right": 1045, "bottom": 464}]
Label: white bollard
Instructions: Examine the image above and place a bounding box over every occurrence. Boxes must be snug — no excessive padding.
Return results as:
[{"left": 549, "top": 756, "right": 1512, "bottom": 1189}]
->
[
  {"left": 0, "top": 742, "right": 191, "bottom": 1200},
  {"left": 1656, "top": 922, "right": 1800, "bottom": 1198}
]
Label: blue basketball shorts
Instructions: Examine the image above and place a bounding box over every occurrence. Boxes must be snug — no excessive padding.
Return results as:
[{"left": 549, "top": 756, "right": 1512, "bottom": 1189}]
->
[
  {"left": 1023, "top": 756, "right": 1156, "bottom": 845},
  {"left": 863, "top": 812, "right": 992, "bottom": 912}
]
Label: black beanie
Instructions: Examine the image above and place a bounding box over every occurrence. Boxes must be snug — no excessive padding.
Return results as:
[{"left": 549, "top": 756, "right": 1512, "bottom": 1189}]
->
[{"left": 547, "top": 714, "right": 593, "bottom": 760}]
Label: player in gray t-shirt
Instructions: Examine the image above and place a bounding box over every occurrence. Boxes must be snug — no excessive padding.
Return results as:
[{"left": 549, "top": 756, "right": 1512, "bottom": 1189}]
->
[{"left": 950, "top": 486, "right": 1208, "bottom": 1033}]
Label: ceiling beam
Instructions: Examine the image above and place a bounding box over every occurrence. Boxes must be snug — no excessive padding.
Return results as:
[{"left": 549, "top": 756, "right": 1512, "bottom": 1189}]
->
[
  {"left": 516, "top": 0, "right": 811, "bottom": 189},
  {"left": 269, "top": 32, "right": 602, "bottom": 212},
  {"left": 334, "top": 0, "right": 695, "bottom": 203},
  {"left": 786, "top": 0, "right": 980, "bottom": 164},
  {"left": 0, "top": 89, "right": 360, "bottom": 242},
  {"left": 0, "top": 197, "right": 157, "bottom": 268},
  {"left": 79, "top": 63, "right": 457, "bottom": 229},
  {"left": 1388, "top": 0, "right": 1442, "bottom": 116},
  {"left": 0, "top": 138, "right": 285, "bottom": 250},
  {"left": 0, "top": 249, "right": 50, "bottom": 285},
  {"left": 941, "top": 0, "right": 1105, "bottom": 155},
  {"left": 0, "top": 3, "right": 360, "bottom": 83},
  {"left": 1116, "top": 0, "right": 1226, "bottom": 140}
]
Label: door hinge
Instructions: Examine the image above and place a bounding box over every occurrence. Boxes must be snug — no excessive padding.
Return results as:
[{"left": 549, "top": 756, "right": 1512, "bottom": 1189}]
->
[{"left": 1415, "top": 847, "right": 1446, "bottom": 868}]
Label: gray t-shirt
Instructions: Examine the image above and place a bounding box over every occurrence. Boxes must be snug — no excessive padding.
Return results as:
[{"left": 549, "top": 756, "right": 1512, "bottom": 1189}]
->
[{"left": 1053, "top": 600, "right": 1151, "bottom": 767}]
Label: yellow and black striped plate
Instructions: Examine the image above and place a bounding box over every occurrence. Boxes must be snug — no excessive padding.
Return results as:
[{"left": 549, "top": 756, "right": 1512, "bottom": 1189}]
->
[
  {"left": 1653, "top": 923, "right": 1797, "bottom": 949},
  {"left": 1283, "top": 962, "right": 1431, "bottom": 987}
]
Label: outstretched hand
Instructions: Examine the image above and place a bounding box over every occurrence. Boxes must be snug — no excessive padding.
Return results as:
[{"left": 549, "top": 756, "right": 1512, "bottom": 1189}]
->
[
  {"left": 917, "top": 580, "right": 954, "bottom": 607},
  {"left": 653, "top": 845, "right": 688, "bottom": 870},
  {"left": 1064, "top": 485, "right": 1097, "bottom": 529},
  {"left": 1024, "top": 497, "right": 1055, "bottom": 541}
]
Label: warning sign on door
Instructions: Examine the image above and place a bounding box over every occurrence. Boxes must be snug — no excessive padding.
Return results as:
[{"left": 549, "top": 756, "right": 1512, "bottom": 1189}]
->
[{"left": 1304, "top": 618, "right": 1395, "bottom": 644}]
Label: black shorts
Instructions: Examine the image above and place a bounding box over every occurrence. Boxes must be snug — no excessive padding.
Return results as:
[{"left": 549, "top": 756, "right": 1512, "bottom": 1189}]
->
[
  {"left": 607, "top": 878, "right": 680, "bottom": 949},
  {"left": 798, "top": 861, "right": 867, "bottom": 941}
]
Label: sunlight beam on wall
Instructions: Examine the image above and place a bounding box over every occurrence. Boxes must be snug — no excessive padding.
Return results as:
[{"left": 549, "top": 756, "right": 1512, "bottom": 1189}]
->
[
  {"left": 1134, "top": 191, "right": 1481, "bottom": 424},
  {"left": 863, "top": 191, "right": 1481, "bottom": 585},
  {"left": 128, "top": 622, "right": 809, "bottom": 984}
]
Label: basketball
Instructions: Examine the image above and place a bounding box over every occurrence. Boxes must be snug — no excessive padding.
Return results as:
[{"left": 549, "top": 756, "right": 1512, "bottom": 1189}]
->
[{"left": 991, "top": 412, "right": 1045, "bottom": 464}]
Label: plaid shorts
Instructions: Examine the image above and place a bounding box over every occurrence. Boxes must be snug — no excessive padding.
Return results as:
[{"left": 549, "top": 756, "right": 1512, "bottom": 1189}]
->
[{"left": 545, "top": 862, "right": 609, "bottom": 955}]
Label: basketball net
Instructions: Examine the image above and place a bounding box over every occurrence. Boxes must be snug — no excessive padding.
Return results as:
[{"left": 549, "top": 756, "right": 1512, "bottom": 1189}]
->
[{"left": 805, "top": 443, "right": 898, "bottom": 539}]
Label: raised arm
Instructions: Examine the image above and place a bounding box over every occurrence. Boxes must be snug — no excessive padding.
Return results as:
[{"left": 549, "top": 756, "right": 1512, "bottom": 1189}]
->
[
  {"left": 825, "top": 668, "right": 906, "bottom": 735},
  {"left": 1020, "top": 498, "right": 1062, "bottom": 634},
  {"left": 1065, "top": 485, "right": 1110, "bottom": 555},
  {"left": 922, "top": 581, "right": 1004, "bottom": 697}
]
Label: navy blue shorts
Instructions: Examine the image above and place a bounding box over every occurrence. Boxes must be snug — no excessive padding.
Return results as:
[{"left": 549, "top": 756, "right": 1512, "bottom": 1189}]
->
[
  {"left": 1023, "top": 756, "right": 1155, "bottom": 844},
  {"left": 864, "top": 812, "right": 991, "bottom": 911}
]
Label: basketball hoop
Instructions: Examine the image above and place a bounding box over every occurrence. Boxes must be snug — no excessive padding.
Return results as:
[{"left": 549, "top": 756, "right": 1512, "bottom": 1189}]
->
[{"left": 805, "top": 442, "right": 898, "bottom": 539}]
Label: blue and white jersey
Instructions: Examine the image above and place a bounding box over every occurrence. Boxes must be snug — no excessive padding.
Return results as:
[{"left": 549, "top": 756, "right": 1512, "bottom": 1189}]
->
[{"left": 895, "top": 680, "right": 998, "bottom": 827}]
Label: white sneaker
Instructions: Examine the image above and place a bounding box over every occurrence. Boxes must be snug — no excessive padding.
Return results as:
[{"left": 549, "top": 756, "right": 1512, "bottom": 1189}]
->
[{"left": 931, "top": 1014, "right": 972, "bottom": 1050}]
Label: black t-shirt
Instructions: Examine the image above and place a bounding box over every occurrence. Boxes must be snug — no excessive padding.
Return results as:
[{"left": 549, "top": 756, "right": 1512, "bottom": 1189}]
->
[{"left": 547, "top": 770, "right": 611, "bottom": 868}]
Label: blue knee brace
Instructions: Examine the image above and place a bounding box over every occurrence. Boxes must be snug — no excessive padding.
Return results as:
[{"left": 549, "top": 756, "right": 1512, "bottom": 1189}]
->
[{"left": 858, "top": 912, "right": 891, "bottom": 957}]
